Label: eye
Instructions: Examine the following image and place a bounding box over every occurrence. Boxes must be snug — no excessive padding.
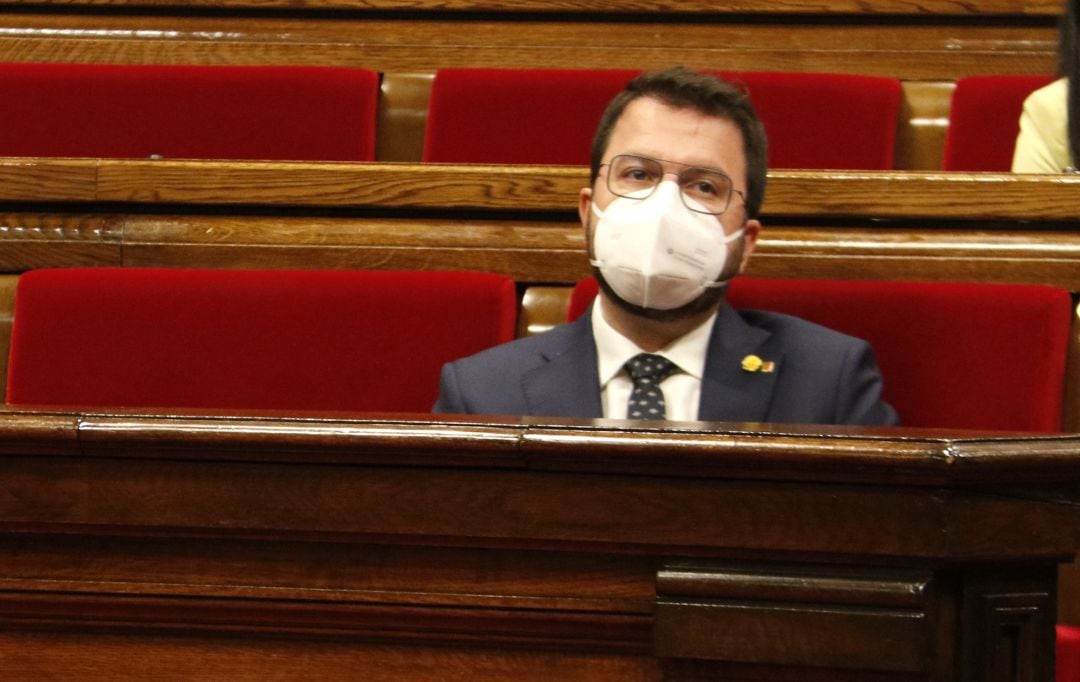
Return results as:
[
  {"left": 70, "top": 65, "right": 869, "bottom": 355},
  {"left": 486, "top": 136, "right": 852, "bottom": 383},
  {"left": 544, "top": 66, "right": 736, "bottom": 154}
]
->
[
  {"left": 685, "top": 179, "right": 720, "bottom": 196},
  {"left": 617, "top": 163, "right": 660, "bottom": 184}
]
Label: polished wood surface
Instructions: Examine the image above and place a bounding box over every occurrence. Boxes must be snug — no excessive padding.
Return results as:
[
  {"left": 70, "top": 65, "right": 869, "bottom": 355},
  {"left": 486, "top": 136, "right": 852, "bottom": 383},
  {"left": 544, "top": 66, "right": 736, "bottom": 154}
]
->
[
  {"left": 0, "top": 0, "right": 1061, "bottom": 13},
  {"left": 0, "top": 13, "right": 1054, "bottom": 82},
  {"left": 3, "top": 161, "right": 1080, "bottom": 287},
  {"left": 0, "top": 407, "right": 1075, "bottom": 679},
  {"left": 6, "top": 159, "right": 1080, "bottom": 219}
]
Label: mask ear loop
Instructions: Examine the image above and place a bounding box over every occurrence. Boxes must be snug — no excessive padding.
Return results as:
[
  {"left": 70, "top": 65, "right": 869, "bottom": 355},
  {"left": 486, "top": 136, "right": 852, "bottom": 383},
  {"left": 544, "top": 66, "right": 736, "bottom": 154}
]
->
[{"left": 700, "top": 226, "right": 747, "bottom": 289}]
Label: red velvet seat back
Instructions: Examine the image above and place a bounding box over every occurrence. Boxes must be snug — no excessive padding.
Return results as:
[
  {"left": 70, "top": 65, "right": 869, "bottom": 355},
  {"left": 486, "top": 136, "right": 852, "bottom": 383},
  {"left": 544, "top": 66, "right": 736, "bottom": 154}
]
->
[
  {"left": 424, "top": 68, "right": 639, "bottom": 164},
  {"left": 1059, "top": 625, "right": 1080, "bottom": 682},
  {"left": 0, "top": 63, "right": 380, "bottom": 161},
  {"left": 716, "top": 71, "right": 902, "bottom": 169},
  {"left": 424, "top": 68, "right": 901, "bottom": 170},
  {"left": 569, "top": 277, "right": 1072, "bottom": 432},
  {"left": 6, "top": 268, "right": 517, "bottom": 413},
  {"left": 942, "top": 75, "right": 1056, "bottom": 171}
]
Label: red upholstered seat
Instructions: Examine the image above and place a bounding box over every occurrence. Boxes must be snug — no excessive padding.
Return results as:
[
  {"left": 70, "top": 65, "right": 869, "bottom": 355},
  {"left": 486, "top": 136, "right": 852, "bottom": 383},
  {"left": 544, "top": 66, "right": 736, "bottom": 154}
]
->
[
  {"left": 423, "top": 67, "right": 639, "bottom": 164},
  {"left": 1059, "top": 625, "right": 1080, "bottom": 682},
  {"left": 569, "top": 277, "right": 1073, "bottom": 432},
  {"left": 423, "top": 68, "right": 901, "bottom": 169},
  {"left": 942, "top": 75, "right": 1056, "bottom": 171},
  {"left": 6, "top": 268, "right": 517, "bottom": 413},
  {"left": 0, "top": 63, "right": 380, "bottom": 161},
  {"left": 716, "top": 71, "right": 902, "bottom": 169}
]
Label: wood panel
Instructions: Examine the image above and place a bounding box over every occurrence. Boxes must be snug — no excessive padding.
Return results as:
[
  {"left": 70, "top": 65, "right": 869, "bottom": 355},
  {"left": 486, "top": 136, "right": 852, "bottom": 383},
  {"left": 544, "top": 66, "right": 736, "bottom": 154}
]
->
[
  {"left": 0, "top": 13, "right": 1055, "bottom": 81},
  {"left": 4, "top": 163, "right": 1080, "bottom": 288},
  {"left": 0, "top": 409, "right": 1075, "bottom": 678},
  {"left": 3, "top": 160, "right": 1072, "bottom": 220},
  {"left": 0, "top": 634, "right": 658, "bottom": 682},
  {"left": 0, "top": 0, "right": 1062, "bottom": 14}
]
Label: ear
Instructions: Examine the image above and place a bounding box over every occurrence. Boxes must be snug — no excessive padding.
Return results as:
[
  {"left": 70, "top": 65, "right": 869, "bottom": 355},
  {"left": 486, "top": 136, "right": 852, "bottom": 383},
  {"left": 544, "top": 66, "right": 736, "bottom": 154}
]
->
[
  {"left": 578, "top": 186, "right": 592, "bottom": 228},
  {"left": 737, "top": 219, "right": 761, "bottom": 275}
]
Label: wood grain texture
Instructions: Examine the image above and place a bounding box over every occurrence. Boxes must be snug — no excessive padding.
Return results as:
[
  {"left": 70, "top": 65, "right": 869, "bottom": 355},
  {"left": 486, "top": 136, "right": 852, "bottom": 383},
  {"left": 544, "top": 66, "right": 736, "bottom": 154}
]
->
[
  {"left": 6, "top": 163, "right": 1080, "bottom": 287},
  {"left": 31, "top": 161, "right": 1080, "bottom": 220},
  {"left": 0, "top": 0, "right": 1061, "bottom": 14},
  {"left": 117, "top": 214, "right": 590, "bottom": 280},
  {"left": 0, "top": 14, "right": 1055, "bottom": 80},
  {"left": 0, "top": 409, "right": 1073, "bottom": 677},
  {"left": 0, "top": 632, "right": 660, "bottom": 681},
  {"left": 749, "top": 227, "right": 1080, "bottom": 290},
  {"left": 95, "top": 160, "right": 584, "bottom": 210},
  {"left": 0, "top": 158, "right": 97, "bottom": 202}
]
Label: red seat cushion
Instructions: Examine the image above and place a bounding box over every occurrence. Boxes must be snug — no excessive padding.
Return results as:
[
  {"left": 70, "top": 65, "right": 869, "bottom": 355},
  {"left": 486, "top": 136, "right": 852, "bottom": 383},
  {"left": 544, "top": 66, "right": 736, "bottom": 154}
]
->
[
  {"left": 423, "top": 68, "right": 641, "bottom": 164},
  {"left": 0, "top": 63, "right": 381, "bottom": 161},
  {"left": 943, "top": 75, "right": 1056, "bottom": 171},
  {"left": 1059, "top": 625, "right": 1080, "bottom": 682},
  {"left": 6, "top": 268, "right": 517, "bottom": 413},
  {"left": 716, "top": 71, "right": 902, "bottom": 169},
  {"left": 569, "top": 277, "right": 1072, "bottom": 432}
]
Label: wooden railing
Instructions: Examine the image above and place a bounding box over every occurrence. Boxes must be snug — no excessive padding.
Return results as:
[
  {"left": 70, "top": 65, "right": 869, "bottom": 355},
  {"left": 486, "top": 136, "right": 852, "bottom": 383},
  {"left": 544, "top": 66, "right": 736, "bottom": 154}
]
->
[
  {"left": 0, "top": 0, "right": 1063, "bottom": 13},
  {"left": 3, "top": 159, "right": 1080, "bottom": 282},
  {"left": 0, "top": 406, "right": 1075, "bottom": 679},
  {"left": 0, "top": 2, "right": 1056, "bottom": 81}
]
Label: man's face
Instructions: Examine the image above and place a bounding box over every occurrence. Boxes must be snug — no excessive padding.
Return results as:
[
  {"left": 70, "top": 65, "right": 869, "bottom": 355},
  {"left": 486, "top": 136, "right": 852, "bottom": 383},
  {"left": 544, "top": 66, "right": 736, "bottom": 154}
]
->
[{"left": 579, "top": 96, "right": 760, "bottom": 320}]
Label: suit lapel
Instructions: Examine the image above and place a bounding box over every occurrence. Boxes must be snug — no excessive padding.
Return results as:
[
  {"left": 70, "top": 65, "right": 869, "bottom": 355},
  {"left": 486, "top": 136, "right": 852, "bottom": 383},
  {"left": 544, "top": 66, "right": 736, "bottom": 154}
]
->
[
  {"left": 521, "top": 313, "right": 604, "bottom": 418},
  {"left": 698, "top": 303, "right": 782, "bottom": 423}
]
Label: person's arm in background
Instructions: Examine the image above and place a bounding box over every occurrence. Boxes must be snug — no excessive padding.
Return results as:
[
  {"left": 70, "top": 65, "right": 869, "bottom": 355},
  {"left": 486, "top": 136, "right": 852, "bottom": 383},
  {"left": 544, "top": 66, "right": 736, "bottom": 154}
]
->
[{"left": 1013, "top": 78, "right": 1071, "bottom": 173}]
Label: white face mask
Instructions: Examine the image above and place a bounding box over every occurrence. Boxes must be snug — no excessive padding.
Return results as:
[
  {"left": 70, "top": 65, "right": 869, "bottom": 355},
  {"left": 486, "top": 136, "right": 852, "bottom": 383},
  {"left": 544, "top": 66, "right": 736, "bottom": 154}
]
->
[{"left": 589, "top": 180, "right": 745, "bottom": 310}]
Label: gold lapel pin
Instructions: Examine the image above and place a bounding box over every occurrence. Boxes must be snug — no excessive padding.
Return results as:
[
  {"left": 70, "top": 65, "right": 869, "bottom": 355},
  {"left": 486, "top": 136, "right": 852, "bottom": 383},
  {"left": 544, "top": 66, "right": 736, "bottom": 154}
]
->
[{"left": 741, "top": 355, "right": 775, "bottom": 373}]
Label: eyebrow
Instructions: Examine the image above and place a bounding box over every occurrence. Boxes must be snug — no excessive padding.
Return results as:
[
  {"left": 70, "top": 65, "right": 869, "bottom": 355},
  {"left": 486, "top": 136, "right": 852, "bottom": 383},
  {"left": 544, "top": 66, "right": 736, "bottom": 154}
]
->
[{"left": 620, "top": 153, "right": 732, "bottom": 177}]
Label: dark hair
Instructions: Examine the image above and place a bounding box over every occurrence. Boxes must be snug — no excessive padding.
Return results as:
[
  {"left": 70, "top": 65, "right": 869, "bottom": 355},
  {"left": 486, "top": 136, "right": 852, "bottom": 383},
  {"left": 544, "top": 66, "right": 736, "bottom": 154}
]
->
[
  {"left": 589, "top": 67, "right": 768, "bottom": 219},
  {"left": 1063, "top": 0, "right": 1080, "bottom": 166}
]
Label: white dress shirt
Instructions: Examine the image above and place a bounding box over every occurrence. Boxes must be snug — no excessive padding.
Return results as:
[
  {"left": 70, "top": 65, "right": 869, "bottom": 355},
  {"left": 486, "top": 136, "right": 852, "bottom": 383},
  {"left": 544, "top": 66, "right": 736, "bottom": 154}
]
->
[{"left": 591, "top": 302, "right": 718, "bottom": 421}]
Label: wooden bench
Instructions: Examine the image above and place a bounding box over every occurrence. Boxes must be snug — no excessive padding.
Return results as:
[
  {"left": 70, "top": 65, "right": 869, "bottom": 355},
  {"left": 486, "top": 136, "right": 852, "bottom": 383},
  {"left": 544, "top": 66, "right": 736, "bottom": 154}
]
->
[
  {"left": 0, "top": 0, "right": 1061, "bottom": 169},
  {"left": 0, "top": 0, "right": 1057, "bottom": 83},
  {"left": 5, "top": 155, "right": 1080, "bottom": 636},
  {"left": 2, "top": 159, "right": 1080, "bottom": 423}
]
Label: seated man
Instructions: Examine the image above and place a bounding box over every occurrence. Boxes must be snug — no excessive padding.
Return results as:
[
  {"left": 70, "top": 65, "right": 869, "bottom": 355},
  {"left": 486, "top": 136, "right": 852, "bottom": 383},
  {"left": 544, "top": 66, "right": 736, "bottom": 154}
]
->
[{"left": 434, "top": 67, "right": 898, "bottom": 425}]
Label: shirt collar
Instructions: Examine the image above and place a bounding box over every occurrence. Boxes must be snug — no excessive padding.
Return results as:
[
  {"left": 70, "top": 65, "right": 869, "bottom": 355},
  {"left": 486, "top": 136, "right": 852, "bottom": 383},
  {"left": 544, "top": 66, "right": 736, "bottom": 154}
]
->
[{"left": 591, "top": 299, "right": 718, "bottom": 387}]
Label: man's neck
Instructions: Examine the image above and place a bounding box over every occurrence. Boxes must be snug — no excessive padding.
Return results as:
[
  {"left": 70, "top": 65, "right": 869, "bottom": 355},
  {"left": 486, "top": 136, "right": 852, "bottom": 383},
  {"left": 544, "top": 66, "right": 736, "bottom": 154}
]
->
[{"left": 598, "top": 294, "right": 719, "bottom": 352}]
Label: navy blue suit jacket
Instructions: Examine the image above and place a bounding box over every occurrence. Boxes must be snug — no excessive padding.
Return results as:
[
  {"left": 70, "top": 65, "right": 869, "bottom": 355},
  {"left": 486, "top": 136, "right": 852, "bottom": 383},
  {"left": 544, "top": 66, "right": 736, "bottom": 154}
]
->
[{"left": 433, "top": 303, "right": 898, "bottom": 426}]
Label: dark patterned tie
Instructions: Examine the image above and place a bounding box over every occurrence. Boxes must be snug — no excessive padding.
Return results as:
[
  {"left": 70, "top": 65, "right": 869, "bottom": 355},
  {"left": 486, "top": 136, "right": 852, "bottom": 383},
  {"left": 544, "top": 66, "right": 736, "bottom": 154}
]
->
[{"left": 625, "top": 353, "right": 677, "bottom": 420}]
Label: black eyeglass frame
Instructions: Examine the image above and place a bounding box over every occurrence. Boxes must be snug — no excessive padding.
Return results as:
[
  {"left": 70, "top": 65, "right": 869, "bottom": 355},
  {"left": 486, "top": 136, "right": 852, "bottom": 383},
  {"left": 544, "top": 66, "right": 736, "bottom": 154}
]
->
[{"left": 599, "top": 153, "right": 746, "bottom": 216}]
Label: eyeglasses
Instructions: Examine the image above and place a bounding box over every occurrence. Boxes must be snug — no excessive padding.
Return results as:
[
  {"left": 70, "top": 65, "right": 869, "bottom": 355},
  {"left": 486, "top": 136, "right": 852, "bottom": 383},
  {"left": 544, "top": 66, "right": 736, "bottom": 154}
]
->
[{"left": 600, "top": 154, "right": 745, "bottom": 215}]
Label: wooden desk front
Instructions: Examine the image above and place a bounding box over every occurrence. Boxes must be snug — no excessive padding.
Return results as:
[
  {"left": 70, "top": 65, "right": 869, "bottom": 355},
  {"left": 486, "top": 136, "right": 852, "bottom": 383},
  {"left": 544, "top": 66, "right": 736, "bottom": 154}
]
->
[{"left": 0, "top": 408, "right": 1077, "bottom": 680}]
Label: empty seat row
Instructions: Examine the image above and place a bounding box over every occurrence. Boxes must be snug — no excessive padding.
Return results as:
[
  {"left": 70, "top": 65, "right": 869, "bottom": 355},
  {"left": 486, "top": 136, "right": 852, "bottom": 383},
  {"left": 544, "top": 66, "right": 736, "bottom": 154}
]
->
[
  {"left": 5, "top": 267, "right": 1074, "bottom": 434},
  {"left": 424, "top": 68, "right": 902, "bottom": 170},
  {"left": 0, "top": 62, "right": 1055, "bottom": 171},
  {"left": 0, "top": 63, "right": 383, "bottom": 162}
]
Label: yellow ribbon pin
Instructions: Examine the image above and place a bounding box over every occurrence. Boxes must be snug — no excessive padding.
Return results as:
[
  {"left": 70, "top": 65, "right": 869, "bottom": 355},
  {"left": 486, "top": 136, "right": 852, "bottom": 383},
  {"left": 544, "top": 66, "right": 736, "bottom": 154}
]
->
[
  {"left": 741, "top": 355, "right": 775, "bottom": 373},
  {"left": 741, "top": 354, "right": 763, "bottom": 372}
]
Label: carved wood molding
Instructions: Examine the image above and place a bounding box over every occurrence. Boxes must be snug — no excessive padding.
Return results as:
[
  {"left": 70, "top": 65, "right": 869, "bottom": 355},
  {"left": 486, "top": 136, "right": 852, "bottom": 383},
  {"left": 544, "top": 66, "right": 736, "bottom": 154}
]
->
[{"left": 655, "top": 562, "right": 935, "bottom": 673}]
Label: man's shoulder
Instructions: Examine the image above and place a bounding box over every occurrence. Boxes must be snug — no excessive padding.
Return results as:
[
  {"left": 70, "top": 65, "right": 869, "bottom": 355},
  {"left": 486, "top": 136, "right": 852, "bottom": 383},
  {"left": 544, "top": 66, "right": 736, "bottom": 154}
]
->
[
  {"left": 735, "top": 308, "right": 871, "bottom": 353},
  {"left": 448, "top": 317, "right": 586, "bottom": 372}
]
